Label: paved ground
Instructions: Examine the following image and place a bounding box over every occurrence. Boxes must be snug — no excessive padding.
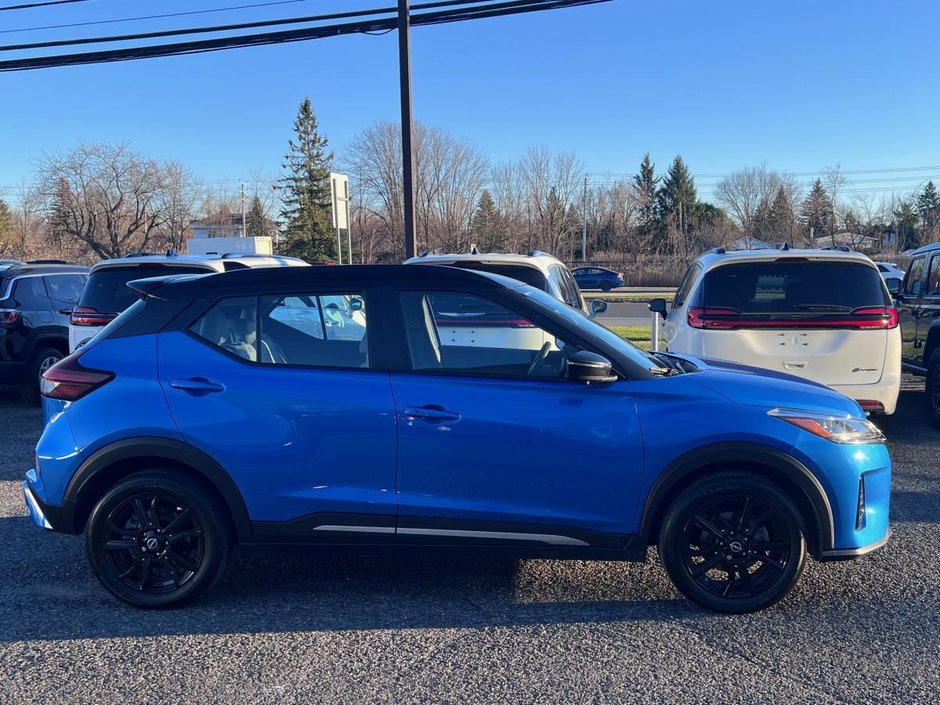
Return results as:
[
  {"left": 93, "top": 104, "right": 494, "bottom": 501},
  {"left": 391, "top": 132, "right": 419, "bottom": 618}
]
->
[
  {"left": 0, "top": 379, "right": 937, "bottom": 704},
  {"left": 594, "top": 301, "right": 655, "bottom": 329}
]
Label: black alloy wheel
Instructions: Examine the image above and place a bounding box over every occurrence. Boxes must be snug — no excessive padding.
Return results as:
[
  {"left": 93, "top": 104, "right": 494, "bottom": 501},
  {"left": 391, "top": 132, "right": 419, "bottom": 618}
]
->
[
  {"left": 658, "top": 472, "right": 806, "bottom": 613},
  {"left": 600, "top": 281, "right": 613, "bottom": 292},
  {"left": 86, "top": 471, "right": 229, "bottom": 608},
  {"left": 19, "top": 346, "right": 62, "bottom": 406}
]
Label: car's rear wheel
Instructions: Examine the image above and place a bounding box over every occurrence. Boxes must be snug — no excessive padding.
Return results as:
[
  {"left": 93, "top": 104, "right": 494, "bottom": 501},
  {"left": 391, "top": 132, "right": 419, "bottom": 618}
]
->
[
  {"left": 658, "top": 472, "right": 806, "bottom": 613},
  {"left": 927, "top": 351, "right": 940, "bottom": 431},
  {"left": 85, "top": 471, "right": 230, "bottom": 608},
  {"left": 600, "top": 281, "right": 613, "bottom": 292},
  {"left": 19, "top": 346, "right": 62, "bottom": 406}
]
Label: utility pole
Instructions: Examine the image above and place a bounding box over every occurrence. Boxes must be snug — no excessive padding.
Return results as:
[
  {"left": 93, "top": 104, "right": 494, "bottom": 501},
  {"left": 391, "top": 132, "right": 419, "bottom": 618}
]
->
[
  {"left": 240, "top": 183, "right": 246, "bottom": 237},
  {"left": 581, "top": 175, "right": 588, "bottom": 261},
  {"left": 398, "top": 0, "right": 417, "bottom": 259}
]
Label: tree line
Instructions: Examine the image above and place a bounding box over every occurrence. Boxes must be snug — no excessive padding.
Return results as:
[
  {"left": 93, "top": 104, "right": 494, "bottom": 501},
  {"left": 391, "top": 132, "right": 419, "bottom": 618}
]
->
[{"left": 2, "top": 98, "right": 939, "bottom": 275}]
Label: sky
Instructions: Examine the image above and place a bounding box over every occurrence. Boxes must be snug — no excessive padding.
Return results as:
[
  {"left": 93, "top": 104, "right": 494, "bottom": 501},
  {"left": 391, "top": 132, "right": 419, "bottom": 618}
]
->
[{"left": 1, "top": 0, "right": 940, "bottom": 203}]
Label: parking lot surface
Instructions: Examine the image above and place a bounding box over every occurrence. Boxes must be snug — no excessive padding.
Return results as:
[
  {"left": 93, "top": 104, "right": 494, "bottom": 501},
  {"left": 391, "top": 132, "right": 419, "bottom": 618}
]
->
[{"left": 1, "top": 379, "right": 937, "bottom": 704}]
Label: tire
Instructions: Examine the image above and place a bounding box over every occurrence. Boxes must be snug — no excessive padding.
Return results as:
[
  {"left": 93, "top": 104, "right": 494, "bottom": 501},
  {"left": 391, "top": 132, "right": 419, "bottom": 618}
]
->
[
  {"left": 85, "top": 471, "right": 230, "bottom": 608},
  {"left": 657, "top": 472, "right": 806, "bottom": 613},
  {"left": 19, "top": 346, "right": 62, "bottom": 406},
  {"left": 600, "top": 281, "right": 613, "bottom": 292},
  {"left": 871, "top": 412, "right": 893, "bottom": 434},
  {"left": 927, "top": 350, "right": 940, "bottom": 431}
]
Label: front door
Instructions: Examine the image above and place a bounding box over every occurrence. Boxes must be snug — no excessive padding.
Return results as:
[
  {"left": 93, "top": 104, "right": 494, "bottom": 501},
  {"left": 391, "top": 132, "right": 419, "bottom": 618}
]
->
[
  {"left": 898, "top": 255, "right": 927, "bottom": 365},
  {"left": 158, "top": 290, "right": 398, "bottom": 539},
  {"left": 917, "top": 254, "right": 940, "bottom": 366},
  {"left": 390, "top": 290, "right": 645, "bottom": 548}
]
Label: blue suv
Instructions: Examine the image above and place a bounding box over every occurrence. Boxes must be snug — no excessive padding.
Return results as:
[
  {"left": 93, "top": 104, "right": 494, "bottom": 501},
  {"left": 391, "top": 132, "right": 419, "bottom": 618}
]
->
[{"left": 23, "top": 265, "right": 891, "bottom": 613}]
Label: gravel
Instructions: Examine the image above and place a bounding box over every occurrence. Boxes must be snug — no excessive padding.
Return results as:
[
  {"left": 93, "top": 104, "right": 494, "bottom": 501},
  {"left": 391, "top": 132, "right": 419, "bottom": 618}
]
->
[{"left": 1, "top": 379, "right": 937, "bottom": 704}]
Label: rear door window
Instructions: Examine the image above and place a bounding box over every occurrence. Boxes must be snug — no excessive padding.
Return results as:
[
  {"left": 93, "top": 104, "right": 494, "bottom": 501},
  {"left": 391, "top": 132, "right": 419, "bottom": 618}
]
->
[
  {"left": 44, "top": 274, "right": 86, "bottom": 304},
  {"left": 14, "top": 277, "right": 52, "bottom": 311},
  {"left": 696, "top": 260, "right": 889, "bottom": 315},
  {"left": 904, "top": 257, "right": 926, "bottom": 298},
  {"left": 81, "top": 265, "right": 212, "bottom": 314}
]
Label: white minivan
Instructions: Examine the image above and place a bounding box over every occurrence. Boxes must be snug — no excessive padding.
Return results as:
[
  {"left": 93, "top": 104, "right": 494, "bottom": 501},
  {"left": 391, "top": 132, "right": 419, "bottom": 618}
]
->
[{"left": 652, "top": 248, "right": 901, "bottom": 417}]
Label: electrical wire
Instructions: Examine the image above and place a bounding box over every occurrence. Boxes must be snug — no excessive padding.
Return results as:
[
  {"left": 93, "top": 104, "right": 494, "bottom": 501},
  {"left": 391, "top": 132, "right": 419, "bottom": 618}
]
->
[
  {"left": 0, "top": 0, "right": 89, "bottom": 10},
  {"left": 0, "top": 0, "right": 608, "bottom": 72}
]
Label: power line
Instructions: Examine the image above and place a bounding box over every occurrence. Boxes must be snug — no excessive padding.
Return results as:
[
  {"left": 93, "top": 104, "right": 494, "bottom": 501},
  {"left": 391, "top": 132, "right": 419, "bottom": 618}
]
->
[
  {"left": 0, "top": 0, "right": 89, "bottom": 10},
  {"left": 0, "top": 0, "right": 608, "bottom": 72},
  {"left": 587, "top": 165, "right": 940, "bottom": 180},
  {"left": 0, "top": 0, "right": 320, "bottom": 35}
]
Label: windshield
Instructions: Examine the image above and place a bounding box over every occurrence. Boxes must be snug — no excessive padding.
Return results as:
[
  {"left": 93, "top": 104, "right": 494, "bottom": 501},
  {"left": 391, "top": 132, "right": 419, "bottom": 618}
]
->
[{"left": 517, "top": 284, "right": 667, "bottom": 372}]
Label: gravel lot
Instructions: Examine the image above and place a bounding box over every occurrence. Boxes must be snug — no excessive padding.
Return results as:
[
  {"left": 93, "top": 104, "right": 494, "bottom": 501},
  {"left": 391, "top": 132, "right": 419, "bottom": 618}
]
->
[{"left": 1, "top": 378, "right": 937, "bottom": 704}]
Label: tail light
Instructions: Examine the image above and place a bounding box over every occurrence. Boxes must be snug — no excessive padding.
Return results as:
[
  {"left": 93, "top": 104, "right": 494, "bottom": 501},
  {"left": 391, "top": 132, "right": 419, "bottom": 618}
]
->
[
  {"left": 0, "top": 308, "right": 21, "bottom": 324},
  {"left": 688, "top": 306, "right": 900, "bottom": 330},
  {"left": 70, "top": 306, "right": 117, "bottom": 327},
  {"left": 40, "top": 355, "right": 114, "bottom": 401},
  {"left": 858, "top": 400, "right": 885, "bottom": 413}
]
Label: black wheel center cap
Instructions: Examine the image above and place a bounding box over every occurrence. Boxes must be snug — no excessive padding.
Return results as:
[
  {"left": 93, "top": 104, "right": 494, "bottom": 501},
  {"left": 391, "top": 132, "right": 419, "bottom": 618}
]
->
[
  {"left": 141, "top": 531, "right": 164, "bottom": 552},
  {"left": 729, "top": 540, "right": 744, "bottom": 553}
]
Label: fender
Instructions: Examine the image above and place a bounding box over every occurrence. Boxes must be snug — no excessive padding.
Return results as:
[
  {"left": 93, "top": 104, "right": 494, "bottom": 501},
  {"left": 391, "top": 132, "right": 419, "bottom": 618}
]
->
[
  {"left": 24, "top": 330, "right": 69, "bottom": 360},
  {"left": 62, "top": 436, "right": 253, "bottom": 542},
  {"left": 638, "top": 442, "right": 835, "bottom": 556}
]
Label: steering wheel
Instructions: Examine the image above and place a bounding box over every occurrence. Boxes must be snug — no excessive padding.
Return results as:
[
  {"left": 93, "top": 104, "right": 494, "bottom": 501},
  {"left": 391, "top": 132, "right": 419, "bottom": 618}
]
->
[{"left": 527, "top": 341, "right": 553, "bottom": 377}]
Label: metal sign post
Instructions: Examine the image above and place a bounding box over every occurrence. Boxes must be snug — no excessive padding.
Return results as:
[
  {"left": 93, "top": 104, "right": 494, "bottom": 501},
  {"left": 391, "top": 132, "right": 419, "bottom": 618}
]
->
[
  {"left": 398, "top": 0, "right": 417, "bottom": 260},
  {"left": 330, "top": 172, "right": 350, "bottom": 265}
]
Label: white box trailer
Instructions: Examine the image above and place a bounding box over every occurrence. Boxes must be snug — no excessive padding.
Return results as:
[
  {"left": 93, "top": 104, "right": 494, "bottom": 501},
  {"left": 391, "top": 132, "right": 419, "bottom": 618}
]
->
[{"left": 186, "top": 236, "right": 273, "bottom": 256}]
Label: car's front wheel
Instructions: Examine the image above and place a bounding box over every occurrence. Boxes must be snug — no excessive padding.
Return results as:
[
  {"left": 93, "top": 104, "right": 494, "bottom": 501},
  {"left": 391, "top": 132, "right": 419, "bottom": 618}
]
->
[
  {"left": 658, "top": 472, "right": 806, "bottom": 613},
  {"left": 85, "top": 471, "right": 230, "bottom": 608},
  {"left": 600, "top": 281, "right": 613, "bottom": 292},
  {"left": 927, "top": 351, "right": 940, "bottom": 431}
]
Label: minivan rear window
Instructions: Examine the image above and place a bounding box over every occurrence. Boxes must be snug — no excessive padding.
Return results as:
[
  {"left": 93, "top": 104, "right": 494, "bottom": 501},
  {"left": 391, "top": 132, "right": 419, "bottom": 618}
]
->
[
  {"left": 80, "top": 265, "right": 212, "bottom": 314},
  {"left": 695, "top": 260, "right": 890, "bottom": 314}
]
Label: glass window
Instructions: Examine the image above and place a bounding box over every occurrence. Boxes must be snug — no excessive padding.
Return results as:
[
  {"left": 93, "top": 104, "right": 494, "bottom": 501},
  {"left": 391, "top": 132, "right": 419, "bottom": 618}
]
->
[
  {"left": 904, "top": 257, "right": 926, "bottom": 298},
  {"left": 81, "top": 265, "right": 211, "bottom": 315},
  {"left": 190, "top": 296, "right": 258, "bottom": 362},
  {"left": 13, "top": 277, "right": 50, "bottom": 309},
  {"left": 548, "top": 265, "right": 583, "bottom": 309},
  {"left": 697, "top": 261, "right": 889, "bottom": 313},
  {"left": 44, "top": 274, "right": 85, "bottom": 304},
  {"left": 673, "top": 265, "right": 700, "bottom": 307},
  {"left": 926, "top": 256, "right": 940, "bottom": 297},
  {"left": 401, "top": 291, "right": 577, "bottom": 379},
  {"left": 260, "top": 293, "right": 367, "bottom": 368}
]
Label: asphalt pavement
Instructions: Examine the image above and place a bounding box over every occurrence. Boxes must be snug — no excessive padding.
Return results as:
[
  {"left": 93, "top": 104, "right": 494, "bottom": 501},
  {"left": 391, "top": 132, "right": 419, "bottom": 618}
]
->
[{"left": 1, "top": 380, "right": 938, "bottom": 704}]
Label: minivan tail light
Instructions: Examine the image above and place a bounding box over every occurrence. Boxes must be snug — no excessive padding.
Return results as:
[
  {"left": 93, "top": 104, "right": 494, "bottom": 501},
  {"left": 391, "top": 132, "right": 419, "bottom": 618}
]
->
[
  {"left": 0, "top": 308, "right": 21, "bottom": 324},
  {"left": 41, "top": 356, "right": 114, "bottom": 401},
  {"left": 70, "top": 306, "right": 117, "bottom": 327},
  {"left": 687, "top": 307, "right": 739, "bottom": 329},
  {"left": 688, "top": 306, "right": 900, "bottom": 330},
  {"left": 851, "top": 307, "right": 899, "bottom": 330}
]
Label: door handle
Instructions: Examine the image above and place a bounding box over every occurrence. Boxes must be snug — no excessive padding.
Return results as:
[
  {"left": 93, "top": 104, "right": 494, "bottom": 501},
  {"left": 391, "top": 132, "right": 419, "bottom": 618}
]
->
[
  {"left": 170, "top": 377, "right": 225, "bottom": 394},
  {"left": 403, "top": 405, "right": 460, "bottom": 422}
]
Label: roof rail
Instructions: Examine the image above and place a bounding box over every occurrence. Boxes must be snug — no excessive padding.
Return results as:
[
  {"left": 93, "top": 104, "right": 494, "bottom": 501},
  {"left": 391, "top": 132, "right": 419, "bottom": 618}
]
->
[
  {"left": 706, "top": 247, "right": 726, "bottom": 255},
  {"left": 527, "top": 250, "right": 550, "bottom": 257},
  {"left": 124, "top": 252, "right": 159, "bottom": 258},
  {"left": 775, "top": 242, "right": 790, "bottom": 251},
  {"left": 822, "top": 244, "right": 852, "bottom": 252},
  {"left": 25, "top": 259, "right": 72, "bottom": 265}
]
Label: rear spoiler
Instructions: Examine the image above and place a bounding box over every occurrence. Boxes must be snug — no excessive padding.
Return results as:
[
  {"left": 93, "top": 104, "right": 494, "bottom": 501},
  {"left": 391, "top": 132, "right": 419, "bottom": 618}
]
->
[{"left": 126, "top": 273, "right": 208, "bottom": 301}]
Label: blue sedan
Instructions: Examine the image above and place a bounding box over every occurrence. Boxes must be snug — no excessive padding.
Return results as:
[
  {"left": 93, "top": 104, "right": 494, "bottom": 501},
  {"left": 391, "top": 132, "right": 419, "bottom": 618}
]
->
[{"left": 572, "top": 266, "right": 624, "bottom": 291}]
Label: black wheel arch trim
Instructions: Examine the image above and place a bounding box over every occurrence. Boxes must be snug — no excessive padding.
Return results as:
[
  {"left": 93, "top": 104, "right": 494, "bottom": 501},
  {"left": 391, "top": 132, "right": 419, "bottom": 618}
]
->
[
  {"left": 62, "top": 436, "right": 253, "bottom": 542},
  {"left": 639, "top": 442, "right": 835, "bottom": 556}
]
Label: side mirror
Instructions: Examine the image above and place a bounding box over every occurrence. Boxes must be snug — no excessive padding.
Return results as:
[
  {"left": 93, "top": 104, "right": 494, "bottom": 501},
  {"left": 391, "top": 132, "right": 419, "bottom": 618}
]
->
[
  {"left": 349, "top": 298, "right": 364, "bottom": 312},
  {"left": 567, "top": 350, "right": 618, "bottom": 384},
  {"left": 648, "top": 297, "right": 668, "bottom": 320},
  {"left": 590, "top": 299, "right": 608, "bottom": 316},
  {"left": 886, "top": 279, "right": 901, "bottom": 296}
]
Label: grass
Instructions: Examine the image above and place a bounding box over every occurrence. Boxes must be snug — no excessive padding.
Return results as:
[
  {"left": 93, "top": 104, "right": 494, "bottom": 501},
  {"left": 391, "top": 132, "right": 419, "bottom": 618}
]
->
[
  {"left": 582, "top": 289, "right": 676, "bottom": 303},
  {"left": 605, "top": 325, "right": 652, "bottom": 351}
]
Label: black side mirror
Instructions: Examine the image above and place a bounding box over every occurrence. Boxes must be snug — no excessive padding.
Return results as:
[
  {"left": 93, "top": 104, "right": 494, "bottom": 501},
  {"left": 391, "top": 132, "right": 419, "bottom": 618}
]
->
[
  {"left": 567, "top": 350, "right": 618, "bottom": 384},
  {"left": 590, "top": 299, "right": 608, "bottom": 316},
  {"left": 349, "top": 298, "right": 364, "bottom": 312},
  {"left": 886, "top": 279, "right": 901, "bottom": 296},
  {"left": 648, "top": 298, "right": 668, "bottom": 320}
]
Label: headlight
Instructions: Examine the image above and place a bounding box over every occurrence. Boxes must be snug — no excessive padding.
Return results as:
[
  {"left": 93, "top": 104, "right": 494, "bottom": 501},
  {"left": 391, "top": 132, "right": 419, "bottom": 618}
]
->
[{"left": 768, "top": 408, "right": 885, "bottom": 444}]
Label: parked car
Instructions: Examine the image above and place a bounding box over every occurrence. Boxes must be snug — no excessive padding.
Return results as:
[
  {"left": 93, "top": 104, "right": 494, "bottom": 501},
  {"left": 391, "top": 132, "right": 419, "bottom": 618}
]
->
[
  {"left": 572, "top": 266, "right": 624, "bottom": 291},
  {"left": 893, "top": 242, "right": 940, "bottom": 428},
  {"left": 875, "top": 262, "right": 905, "bottom": 295},
  {"left": 68, "top": 252, "right": 308, "bottom": 351},
  {"left": 25, "top": 264, "right": 890, "bottom": 613},
  {"left": 406, "top": 251, "right": 600, "bottom": 350},
  {"left": 650, "top": 248, "right": 901, "bottom": 420},
  {"left": 0, "top": 261, "right": 87, "bottom": 404}
]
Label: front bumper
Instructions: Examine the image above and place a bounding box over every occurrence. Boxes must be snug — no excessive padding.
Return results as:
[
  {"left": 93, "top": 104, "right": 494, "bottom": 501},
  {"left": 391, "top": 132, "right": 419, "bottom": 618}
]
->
[
  {"left": 819, "top": 529, "right": 891, "bottom": 559},
  {"left": 22, "top": 479, "right": 53, "bottom": 530}
]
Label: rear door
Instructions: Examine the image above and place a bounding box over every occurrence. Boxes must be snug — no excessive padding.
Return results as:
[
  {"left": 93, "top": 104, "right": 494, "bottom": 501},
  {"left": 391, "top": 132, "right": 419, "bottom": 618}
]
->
[
  {"left": 689, "top": 259, "right": 894, "bottom": 386},
  {"left": 897, "top": 255, "right": 927, "bottom": 365},
  {"left": 158, "top": 288, "right": 399, "bottom": 538}
]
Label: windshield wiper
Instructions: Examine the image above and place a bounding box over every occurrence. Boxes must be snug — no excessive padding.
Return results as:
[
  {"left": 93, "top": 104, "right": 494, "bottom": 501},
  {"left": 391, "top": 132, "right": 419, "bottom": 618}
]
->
[{"left": 790, "top": 304, "right": 853, "bottom": 312}]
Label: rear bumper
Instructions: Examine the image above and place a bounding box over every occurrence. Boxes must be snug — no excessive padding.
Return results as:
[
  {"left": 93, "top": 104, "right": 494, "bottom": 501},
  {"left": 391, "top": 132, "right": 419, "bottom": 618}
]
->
[{"left": 830, "top": 378, "right": 901, "bottom": 415}]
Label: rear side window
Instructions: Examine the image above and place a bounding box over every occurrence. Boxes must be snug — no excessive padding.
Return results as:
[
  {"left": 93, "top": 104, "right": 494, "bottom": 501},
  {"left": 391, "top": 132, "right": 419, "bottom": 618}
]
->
[
  {"left": 449, "top": 262, "right": 547, "bottom": 290},
  {"left": 190, "top": 296, "right": 258, "bottom": 362},
  {"left": 696, "top": 260, "right": 889, "bottom": 313},
  {"left": 674, "top": 265, "right": 701, "bottom": 307},
  {"left": 261, "top": 293, "right": 368, "bottom": 368},
  {"left": 904, "top": 257, "right": 926, "bottom": 298},
  {"left": 81, "top": 265, "right": 211, "bottom": 314},
  {"left": 926, "top": 256, "right": 940, "bottom": 297},
  {"left": 44, "top": 274, "right": 85, "bottom": 304},
  {"left": 13, "top": 277, "right": 50, "bottom": 309},
  {"left": 548, "top": 265, "right": 583, "bottom": 309}
]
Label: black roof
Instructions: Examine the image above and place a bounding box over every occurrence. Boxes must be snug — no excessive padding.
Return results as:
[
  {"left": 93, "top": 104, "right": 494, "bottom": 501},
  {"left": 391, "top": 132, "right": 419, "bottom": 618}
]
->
[{"left": 130, "top": 264, "right": 516, "bottom": 302}]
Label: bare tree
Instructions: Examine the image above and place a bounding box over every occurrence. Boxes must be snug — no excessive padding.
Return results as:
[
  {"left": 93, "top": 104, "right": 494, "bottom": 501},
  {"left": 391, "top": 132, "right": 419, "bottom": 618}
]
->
[
  {"left": 153, "top": 162, "right": 202, "bottom": 252},
  {"left": 824, "top": 163, "right": 848, "bottom": 239},
  {"left": 715, "top": 164, "right": 792, "bottom": 231}
]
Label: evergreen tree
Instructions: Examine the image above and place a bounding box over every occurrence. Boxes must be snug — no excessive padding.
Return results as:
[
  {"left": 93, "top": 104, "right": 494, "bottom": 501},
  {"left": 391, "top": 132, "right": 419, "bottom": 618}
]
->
[
  {"left": 279, "top": 97, "right": 335, "bottom": 261},
  {"left": 799, "top": 179, "right": 833, "bottom": 243},
  {"left": 656, "top": 155, "right": 698, "bottom": 232},
  {"left": 763, "top": 186, "right": 796, "bottom": 244},
  {"left": 916, "top": 181, "right": 940, "bottom": 238},
  {"left": 894, "top": 200, "right": 920, "bottom": 251},
  {"left": 470, "top": 190, "right": 502, "bottom": 252},
  {"left": 632, "top": 153, "right": 659, "bottom": 236},
  {"left": 246, "top": 195, "right": 266, "bottom": 238},
  {"left": 0, "top": 197, "right": 14, "bottom": 254}
]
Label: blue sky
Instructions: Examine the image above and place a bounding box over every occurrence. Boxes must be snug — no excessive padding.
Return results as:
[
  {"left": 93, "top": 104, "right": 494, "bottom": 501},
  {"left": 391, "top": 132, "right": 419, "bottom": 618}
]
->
[{"left": 2, "top": 0, "right": 939, "bottom": 201}]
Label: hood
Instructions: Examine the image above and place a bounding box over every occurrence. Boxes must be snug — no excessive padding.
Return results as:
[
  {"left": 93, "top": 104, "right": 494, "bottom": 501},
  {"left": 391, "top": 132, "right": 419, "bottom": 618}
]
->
[{"left": 664, "top": 353, "right": 864, "bottom": 418}]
